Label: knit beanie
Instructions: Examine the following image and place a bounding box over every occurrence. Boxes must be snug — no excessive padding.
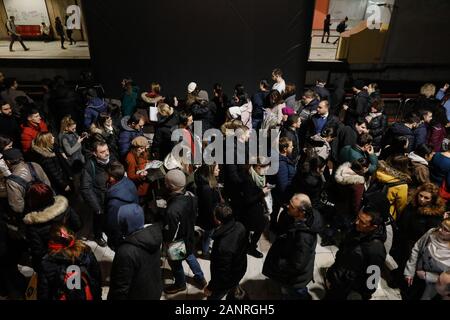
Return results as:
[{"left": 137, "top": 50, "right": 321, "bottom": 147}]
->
[{"left": 165, "top": 169, "right": 186, "bottom": 192}]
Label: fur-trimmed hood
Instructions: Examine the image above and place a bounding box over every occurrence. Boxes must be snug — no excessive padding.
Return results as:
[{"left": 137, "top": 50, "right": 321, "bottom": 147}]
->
[
  {"left": 31, "top": 141, "right": 55, "bottom": 158},
  {"left": 335, "top": 162, "right": 365, "bottom": 185},
  {"left": 23, "top": 196, "right": 68, "bottom": 225},
  {"left": 408, "top": 152, "right": 428, "bottom": 166},
  {"left": 376, "top": 160, "right": 412, "bottom": 183},
  {"left": 417, "top": 204, "right": 446, "bottom": 217}
]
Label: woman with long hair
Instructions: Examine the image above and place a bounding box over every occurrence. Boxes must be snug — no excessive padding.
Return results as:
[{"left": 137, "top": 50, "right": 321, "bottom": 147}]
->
[
  {"left": 37, "top": 225, "right": 101, "bottom": 300},
  {"left": 194, "top": 164, "right": 222, "bottom": 258},
  {"left": 30, "top": 132, "right": 71, "bottom": 194},
  {"left": 404, "top": 218, "right": 450, "bottom": 300},
  {"left": 125, "top": 136, "right": 150, "bottom": 202},
  {"left": 59, "top": 115, "right": 86, "bottom": 173}
]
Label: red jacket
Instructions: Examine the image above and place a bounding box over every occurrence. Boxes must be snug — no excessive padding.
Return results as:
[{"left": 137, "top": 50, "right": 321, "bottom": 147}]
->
[
  {"left": 125, "top": 150, "right": 150, "bottom": 197},
  {"left": 21, "top": 120, "right": 49, "bottom": 153}
]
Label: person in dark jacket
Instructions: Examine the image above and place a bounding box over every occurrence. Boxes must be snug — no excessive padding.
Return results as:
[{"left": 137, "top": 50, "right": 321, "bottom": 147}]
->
[
  {"left": 251, "top": 80, "right": 270, "bottom": 130},
  {"left": 304, "top": 100, "right": 341, "bottom": 139},
  {"left": 280, "top": 114, "right": 301, "bottom": 163},
  {"left": 105, "top": 161, "right": 139, "bottom": 251},
  {"left": 152, "top": 103, "right": 179, "bottom": 160},
  {"left": 54, "top": 17, "right": 66, "bottom": 49},
  {"left": 314, "top": 79, "right": 331, "bottom": 102},
  {"left": 414, "top": 110, "right": 433, "bottom": 150},
  {"left": 80, "top": 140, "right": 113, "bottom": 247},
  {"left": 339, "top": 133, "right": 378, "bottom": 174},
  {"left": 163, "top": 169, "right": 207, "bottom": 294},
  {"left": 195, "top": 164, "right": 222, "bottom": 258},
  {"left": 23, "top": 183, "right": 81, "bottom": 269},
  {"left": 322, "top": 14, "right": 332, "bottom": 43},
  {"left": 325, "top": 208, "right": 387, "bottom": 300},
  {"left": 343, "top": 80, "right": 370, "bottom": 127},
  {"left": 366, "top": 100, "right": 387, "bottom": 152},
  {"left": 90, "top": 112, "right": 120, "bottom": 160},
  {"left": 379, "top": 135, "right": 409, "bottom": 161},
  {"left": 0, "top": 100, "right": 21, "bottom": 148},
  {"left": 118, "top": 112, "right": 145, "bottom": 158},
  {"left": 382, "top": 112, "right": 420, "bottom": 153},
  {"left": 428, "top": 106, "right": 448, "bottom": 152},
  {"left": 108, "top": 204, "right": 163, "bottom": 300},
  {"left": 336, "top": 118, "right": 369, "bottom": 151},
  {"left": 367, "top": 83, "right": 381, "bottom": 106},
  {"left": 38, "top": 225, "right": 102, "bottom": 300},
  {"left": 29, "top": 132, "right": 71, "bottom": 195},
  {"left": 263, "top": 194, "right": 320, "bottom": 300},
  {"left": 190, "top": 90, "right": 216, "bottom": 134},
  {"left": 298, "top": 89, "right": 319, "bottom": 120},
  {"left": 83, "top": 89, "right": 107, "bottom": 130},
  {"left": 241, "top": 162, "right": 271, "bottom": 258},
  {"left": 204, "top": 204, "right": 248, "bottom": 300}
]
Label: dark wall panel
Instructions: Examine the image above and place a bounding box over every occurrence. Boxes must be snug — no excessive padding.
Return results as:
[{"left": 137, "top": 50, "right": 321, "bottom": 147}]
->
[
  {"left": 384, "top": 0, "right": 450, "bottom": 65},
  {"left": 81, "top": 0, "right": 314, "bottom": 97}
]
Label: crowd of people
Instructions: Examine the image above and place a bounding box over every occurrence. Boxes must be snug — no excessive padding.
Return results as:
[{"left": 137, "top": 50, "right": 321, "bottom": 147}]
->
[{"left": 0, "top": 68, "right": 449, "bottom": 301}]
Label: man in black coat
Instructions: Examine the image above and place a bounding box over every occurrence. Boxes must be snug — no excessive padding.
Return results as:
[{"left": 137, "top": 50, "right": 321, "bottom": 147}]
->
[
  {"left": 163, "top": 169, "right": 207, "bottom": 294},
  {"left": 205, "top": 204, "right": 248, "bottom": 300},
  {"left": 151, "top": 109, "right": 179, "bottom": 160},
  {"left": 382, "top": 113, "right": 419, "bottom": 153},
  {"left": 304, "top": 100, "right": 341, "bottom": 139},
  {"left": 343, "top": 80, "right": 370, "bottom": 127},
  {"left": 0, "top": 100, "right": 21, "bottom": 148},
  {"left": 280, "top": 114, "right": 301, "bottom": 163},
  {"left": 108, "top": 204, "right": 163, "bottom": 300},
  {"left": 325, "top": 207, "right": 387, "bottom": 300},
  {"left": 263, "top": 194, "right": 321, "bottom": 299},
  {"left": 80, "top": 141, "right": 114, "bottom": 247}
]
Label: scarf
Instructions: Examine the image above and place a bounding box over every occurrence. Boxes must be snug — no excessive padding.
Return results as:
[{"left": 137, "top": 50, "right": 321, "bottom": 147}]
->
[
  {"left": 48, "top": 239, "right": 75, "bottom": 252},
  {"left": 365, "top": 112, "right": 382, "bottom": 124},
  {"left": 428, "top": 232, "right": 450, "bottom": 266},
  {"left": 250, "top": 166, "right": 265, "bottom": 189}
]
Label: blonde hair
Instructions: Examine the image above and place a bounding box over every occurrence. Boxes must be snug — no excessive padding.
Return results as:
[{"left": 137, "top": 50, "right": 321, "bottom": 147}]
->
[
  {"left": 34, "top": 132, "right": 54, "bottom": 150},
  {"left": 60, "top": 116, "right": 76, "bottom": 133},
  {"left": 420, "top": 83, "right": 436, "bottom": 98},
  {"left": 157, "top": 103, "right": 173, "bottom": 117},
  {"left": 151, "top": 82, "right": 161, "bottom": 94}
]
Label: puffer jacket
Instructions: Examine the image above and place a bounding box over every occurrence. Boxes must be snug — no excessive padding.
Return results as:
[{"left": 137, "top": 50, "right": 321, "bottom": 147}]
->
[
  {"left": 367, "top": 113, "right": 387, "bottom": 151},
  {"left": 21, "top": 120, "right": 49, "bottom": 154},
  {"left": 326, "top": 225, "right": 387, "bottom": 299},
  {"left": 6, "top": 162, "right": 51, "bottom": 214},
  {"left": 334, "top": 162, "right": 366, "bottom": 219},
  {"left": 29, "top": 142, "right": 70, "bottom": 194},
  {"left": 375, "top": 160, "right": 412, "bottom": 220},
  {"left": 23, "top": 196, "right": 81, "bottom": 268},
  {"left": 84, "top": 98, "right": 107, "bottom": 129},
  {"left": 151, "top": 112, "right": 179, "bottom": 160},
  {"left": 118, "top": 116, "right": 144, "bottom": 158}
]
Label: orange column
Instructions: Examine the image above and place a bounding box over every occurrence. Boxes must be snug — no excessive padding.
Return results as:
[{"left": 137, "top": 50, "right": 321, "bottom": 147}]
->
[{"left": 312, "top": 0, "right": 330, "bottom": 30}]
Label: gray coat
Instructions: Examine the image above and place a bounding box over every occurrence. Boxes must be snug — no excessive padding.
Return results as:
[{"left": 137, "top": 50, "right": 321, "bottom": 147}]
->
[{"left": 58, "top": 132, "right": 85, "bottom": 166}]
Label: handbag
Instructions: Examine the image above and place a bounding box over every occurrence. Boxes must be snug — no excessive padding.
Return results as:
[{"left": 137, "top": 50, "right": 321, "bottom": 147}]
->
[
  {"left": 166, "top": 222, "right": 187, "bottom": 261},
  {"left": 439, "top": 179, "right": 450, "bottom": 201}
]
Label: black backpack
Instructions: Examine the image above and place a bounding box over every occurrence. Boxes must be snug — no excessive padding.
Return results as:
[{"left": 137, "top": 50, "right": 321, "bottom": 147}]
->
[
  {"left": 6, "top": 163, "right": 43, "bottom": 194},
  {"left": 56, "top": 261, "right": 95, "bottom": 300},
  {"left": 337, "top": 22, "right": 346, "bottom": 33}
]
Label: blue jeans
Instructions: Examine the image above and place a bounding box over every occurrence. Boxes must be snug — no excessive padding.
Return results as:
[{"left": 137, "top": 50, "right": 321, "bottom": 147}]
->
[
  {"left": 252, "top": 119, "right": 262, "bottom": 131},
  {"left": 202, "top": 229, "right": 213, "bottom": 255},
  {"left": 168, "top": 254, "right": 205, "bottom": 286}
]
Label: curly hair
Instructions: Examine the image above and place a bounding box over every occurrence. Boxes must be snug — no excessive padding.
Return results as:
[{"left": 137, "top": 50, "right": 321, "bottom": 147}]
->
[{"left": 411, "top": 182, "right": 446, "bottom": 216}]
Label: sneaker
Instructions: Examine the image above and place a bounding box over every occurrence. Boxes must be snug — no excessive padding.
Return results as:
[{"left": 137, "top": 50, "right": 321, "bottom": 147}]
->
[
  {"left": 247, "top": 248, "right": 263, "bottom": 258},
  {"left": 95, "top": 237, "right": 107, "bottom": 247},
  {"left": 164, "top": 284, "right": 187, "bottom": 294},
  {"left": 195, "top": 278, "right": 208, "bottom": 289},
  {"left": 24, "top": 48, "right": 29, "bottom": 51}
]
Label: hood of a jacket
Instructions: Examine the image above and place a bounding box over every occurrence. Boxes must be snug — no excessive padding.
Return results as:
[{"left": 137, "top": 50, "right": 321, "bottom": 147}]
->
[
  {"left": 212, "top": 219, "right": 237, "bottom": 240},
  {"left": 87, "top": 97, "right": 106, "bottom": 110},
  {"left": 31, "top": 141, "right": 55, "bottom": 158},
  {"left": 123, "top": 224, "right": 162, "bottom": 254},
  {"left": 408, "top": 152, "right": 429, "bottom": 166},
  {"left": 120, "top": 115, "right": 134, "bottom": 132},
  {"left": 376, "top": 160, "right": 412, "bottom": 183},
  {"left": 335, "top": 162, "right": 365, "bottom": 185},
  {"left": 23, "top": 196, "right": 68, "bottom": 225},
  {"left": 107, "top": 177, "right": 138, "bottom": 203},
  {"left": 391, "top": 122, "right": 413, "bottom": 136}
]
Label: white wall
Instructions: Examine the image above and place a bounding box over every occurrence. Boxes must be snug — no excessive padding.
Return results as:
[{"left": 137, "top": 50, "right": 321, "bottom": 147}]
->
[{"left": 3, "top": 0, "right": 50, "bottom": 25}]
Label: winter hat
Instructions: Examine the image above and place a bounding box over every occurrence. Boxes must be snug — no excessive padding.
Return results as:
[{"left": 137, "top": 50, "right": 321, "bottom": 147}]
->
[
  {"left": 131, "top": 136, "right": 149, "bottom": 148},
  {"left": 165, "top": 169, "right": 186, "bottom": 192},
  {"left": 118, "top": 204, "right": 145, "bottom": 236},
  {"left": 2, "top": 148, "right": 23, "bottom": 161},
  {"left": 282, "top": 107, "right": 295, "bottom": 116},
  {"left": 353, "top": 80, "right": 366, "bottom": 91},
  {"left": 187, "top": 82, "right": 197, "bottom": 94},
  {"left": 197, "top": 90, "right": 209, "bottom": 102}
]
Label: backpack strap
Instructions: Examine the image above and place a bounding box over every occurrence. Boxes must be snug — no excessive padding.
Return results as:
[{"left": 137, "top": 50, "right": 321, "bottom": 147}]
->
[
  {"left": 27, "top": 163, "right": 41, "bottom": 183},
  {"left": 6, "top": 175, "right": 29, "bottom": 190},
  {"left": 385, "top": 180, "right": 407, "bottom": 188}
]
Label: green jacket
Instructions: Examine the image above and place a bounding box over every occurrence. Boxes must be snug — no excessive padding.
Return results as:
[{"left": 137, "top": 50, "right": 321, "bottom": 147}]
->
[{"left": 339, "top": 145, "right": 378, "bottom": 174}]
